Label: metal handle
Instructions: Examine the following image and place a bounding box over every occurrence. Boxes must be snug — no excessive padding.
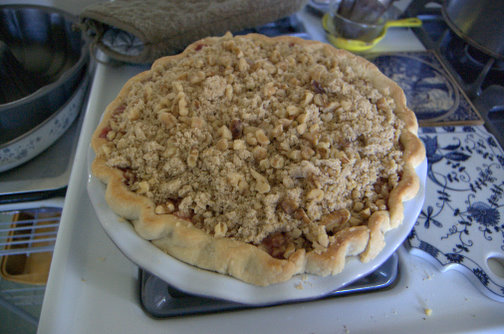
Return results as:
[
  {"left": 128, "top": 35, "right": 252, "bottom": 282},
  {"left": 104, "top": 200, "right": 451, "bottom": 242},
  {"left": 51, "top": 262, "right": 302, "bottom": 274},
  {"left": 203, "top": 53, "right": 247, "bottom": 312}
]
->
[{"left": 384, "top": 17, "right": 422, "bottom": 29}]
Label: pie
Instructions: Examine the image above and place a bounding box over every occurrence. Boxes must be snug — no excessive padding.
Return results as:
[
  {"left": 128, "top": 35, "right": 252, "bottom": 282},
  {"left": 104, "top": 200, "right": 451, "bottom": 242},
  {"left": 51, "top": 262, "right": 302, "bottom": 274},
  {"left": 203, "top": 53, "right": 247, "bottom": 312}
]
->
[{"left": 91, "top": 32, "right": 425, "bottom": 286}]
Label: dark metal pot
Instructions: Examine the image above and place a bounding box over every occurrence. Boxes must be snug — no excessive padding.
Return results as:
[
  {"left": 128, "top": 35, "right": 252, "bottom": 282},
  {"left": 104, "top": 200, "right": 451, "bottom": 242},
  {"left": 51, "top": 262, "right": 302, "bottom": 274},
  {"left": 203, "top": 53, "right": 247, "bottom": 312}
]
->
[
  {"left": 442, "top": 0, "right": 504, "bottom": 59},
  {"left": 0, "top": 5, "right": 89, "bottom": 145}
]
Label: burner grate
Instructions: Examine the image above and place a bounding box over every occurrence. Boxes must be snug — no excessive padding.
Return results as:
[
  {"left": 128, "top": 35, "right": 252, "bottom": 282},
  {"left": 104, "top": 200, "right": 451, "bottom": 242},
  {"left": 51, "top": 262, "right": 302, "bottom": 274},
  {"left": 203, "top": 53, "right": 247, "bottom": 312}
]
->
[
  {"left": 0, "top": 207, "right": 60, "bottom": 257},
  {"left": 139, "top": 253, "right": 399, "bottom": 318},
  {"left": 234, "top": 15, "right": 311, "bottom": 39},
  {"left": 0, "top": 206, "right": 61, "bottom": 327},
  {"left": 406, "top": 0, "right": 504, "bottom": 147},
  {"left": 406, "top": 2, "right": 503, "bottom": 98}
]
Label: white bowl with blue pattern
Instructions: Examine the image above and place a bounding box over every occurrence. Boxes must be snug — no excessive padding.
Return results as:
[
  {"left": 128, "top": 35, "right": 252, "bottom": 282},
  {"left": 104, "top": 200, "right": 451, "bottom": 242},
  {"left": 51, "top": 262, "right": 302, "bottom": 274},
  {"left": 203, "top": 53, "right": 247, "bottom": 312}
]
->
[{"left": 0, "top": 77, "right": 88, "bottom": 173}]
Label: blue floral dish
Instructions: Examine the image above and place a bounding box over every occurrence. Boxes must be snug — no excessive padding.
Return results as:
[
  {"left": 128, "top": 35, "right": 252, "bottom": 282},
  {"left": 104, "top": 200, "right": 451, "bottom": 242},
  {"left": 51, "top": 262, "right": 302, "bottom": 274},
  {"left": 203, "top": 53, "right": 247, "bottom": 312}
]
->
[
  {"left": 407, "top": 125, "right": 504, "bottom": 302},
  {"left": 0, "top": 76, "right": 88, "bottom": 173},
  {"left": 367, "top": 52, "right": 483, "bottom": 126}
]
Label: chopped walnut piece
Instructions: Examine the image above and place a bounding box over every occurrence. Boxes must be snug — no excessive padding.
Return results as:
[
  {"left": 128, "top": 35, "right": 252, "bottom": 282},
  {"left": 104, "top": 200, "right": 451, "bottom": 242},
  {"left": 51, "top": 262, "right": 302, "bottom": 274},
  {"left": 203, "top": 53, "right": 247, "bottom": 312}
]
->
[
  {"left": 263, "top": 82, "right": 277, "bottom": 96},
  {"left": 155, "top": 200, "right": 176, "bottom": 215},
  {"left": 287, "top": 150, "right": 301, "bottom": 161},
  {"left": 303, "top": 91, "right": 314, "bottom": 106},
  {"left": 301, "top": 145, "right": 315, "bottom": 159},
  {"left": 189, "top": 70, "right": 206, "bottom": 84},
  {"left": 218, "top": 125, "right": 232, "bottom": 140},
  {"left": 165, "top": 201, "right": 175, "bottom": 213},
  {"left": 216, "top": 138, "right": 228, "bottom": 151},
  {"left": 155, "top": 205, "right": 165, "bottom": 214},
  {"left": 255, "top": 129, "right": 270, "bottom": 146},
  {"left": 233, "top": 139, "right": 246, "bottom": 150},
  {"left": 225, "top": 84, "right": 233, "bottom": 100},
  {"left": 158, "top": 112, "right": 177, "bottom": 129},
  {"left": 245, "top": 132, "right": 258, "bottom": 146},
  {"left": 214, "top": 222, "right": 227, "bottom": 238},
  {"left": 100, "top": 143, "right": 113, "bottom": 156},
  {"left": 261, "top": 232, "right": 288, "bottom": 259},
  {"left": 187, "top": 148, "right": 199, "bottom": 168},
  {"left": 316, "top": 226, "right": 329, "bottom": 247},
  {"left": 137, "top": 181, "right": 149, "bottom": 194},
  {"left": 191, "top": 116, "right": 206, "bottom": 129},
  {"left": 280, "top": 197, "right": 298, "bottom": 214},
  {"left": 271, "top": 124, "right": 284, "bottom": 138},
  {"left": 320, "top": 209, "right": 351, "bottom": 232},
  {"left": 177, "top": 93, "right": 189, "bottom": 116},
  {"left": 253, "top": 146, "right": 267, "bottom": 161},
  {"left": 297, "top": 113, "right": 308, "bottom": 124},
  {"left": 270, "top": 154, "right": 284, "bottom": 169},
  {"left": 283, "top": 242, "right": 296, "bottom": 258},
  {"left": 238, "top": 57, "right": 249, "bottom": 72},
  {"left": 294, "top": 208, "right": 312, "bottom": 225},
  {"left": 287, "top": 105, "right": 300, "bottom": 117},
  {"left": 251, "top": 169, "right": 270, "bottom": 194},
  {"left": 227, "top": 172, "right": 248, "bottom": 193},
  {"left": 296, "top": 123, "right": 306, "bottom": 135},
  {"left": 306, "top": 189, "right": 324, "bottom": 202},
  {"left": 360, "top": 207, "right": 372, "bottom": 218}
]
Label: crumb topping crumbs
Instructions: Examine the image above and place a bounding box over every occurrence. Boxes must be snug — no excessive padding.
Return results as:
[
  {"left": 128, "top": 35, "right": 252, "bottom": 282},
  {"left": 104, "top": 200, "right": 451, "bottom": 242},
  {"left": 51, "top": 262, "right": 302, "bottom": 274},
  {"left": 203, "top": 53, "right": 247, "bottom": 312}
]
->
[{"left": 97, "top": 33, "right": 405, "bottom": 256}]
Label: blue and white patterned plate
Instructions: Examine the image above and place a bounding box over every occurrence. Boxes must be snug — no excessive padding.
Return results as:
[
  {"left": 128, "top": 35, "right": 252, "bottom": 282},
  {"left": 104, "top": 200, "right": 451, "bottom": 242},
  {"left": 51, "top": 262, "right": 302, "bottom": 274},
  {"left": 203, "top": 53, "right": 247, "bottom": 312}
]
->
[
  {"left": 407, "top": 125, "right": 504, "bottom": 302},
  {"left": 367, "top": 52, "right": 483, "bottom": 126}
]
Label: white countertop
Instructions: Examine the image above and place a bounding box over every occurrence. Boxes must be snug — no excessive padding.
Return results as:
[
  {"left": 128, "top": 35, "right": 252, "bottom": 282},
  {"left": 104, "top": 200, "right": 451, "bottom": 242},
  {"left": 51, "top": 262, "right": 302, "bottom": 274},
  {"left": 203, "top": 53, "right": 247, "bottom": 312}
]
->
[{"left": 37, "top": 54, "right": 504, "bottom": 334}]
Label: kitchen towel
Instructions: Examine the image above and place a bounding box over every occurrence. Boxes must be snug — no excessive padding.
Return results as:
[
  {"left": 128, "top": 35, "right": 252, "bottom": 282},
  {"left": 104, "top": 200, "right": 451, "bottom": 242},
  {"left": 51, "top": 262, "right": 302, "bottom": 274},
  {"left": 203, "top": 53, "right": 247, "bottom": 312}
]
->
[{"left": 80, "top": 0, "right": 307, "bottom": 64}]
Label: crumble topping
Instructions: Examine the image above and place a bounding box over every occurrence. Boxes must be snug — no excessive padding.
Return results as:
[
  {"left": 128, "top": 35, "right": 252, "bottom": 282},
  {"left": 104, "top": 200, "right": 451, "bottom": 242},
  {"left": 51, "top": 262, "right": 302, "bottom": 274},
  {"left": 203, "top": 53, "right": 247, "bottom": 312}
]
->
[{"left": 97, "top": 33, "right": 405, "bottom": 257}]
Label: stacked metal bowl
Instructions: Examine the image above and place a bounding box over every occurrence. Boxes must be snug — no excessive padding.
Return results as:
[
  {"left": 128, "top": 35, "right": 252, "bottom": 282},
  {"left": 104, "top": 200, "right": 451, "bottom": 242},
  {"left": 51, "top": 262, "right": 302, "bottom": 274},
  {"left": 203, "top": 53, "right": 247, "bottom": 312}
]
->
[{"left": 0, "top": 5, "right": 89, "bottom": 172}]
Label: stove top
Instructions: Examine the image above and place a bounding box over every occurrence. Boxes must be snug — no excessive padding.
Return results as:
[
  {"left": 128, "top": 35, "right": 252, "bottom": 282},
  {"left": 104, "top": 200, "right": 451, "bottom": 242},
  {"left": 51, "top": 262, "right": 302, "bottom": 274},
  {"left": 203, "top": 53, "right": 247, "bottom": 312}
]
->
[
  {"left": 405, "top": 1, "right": 504, "bottom": 146},
  {"left": 406, "top": 1, "right": 503, "bottom": 96},
  {"left": 37, "top": 7, "right": 504, "bottom": 333}
]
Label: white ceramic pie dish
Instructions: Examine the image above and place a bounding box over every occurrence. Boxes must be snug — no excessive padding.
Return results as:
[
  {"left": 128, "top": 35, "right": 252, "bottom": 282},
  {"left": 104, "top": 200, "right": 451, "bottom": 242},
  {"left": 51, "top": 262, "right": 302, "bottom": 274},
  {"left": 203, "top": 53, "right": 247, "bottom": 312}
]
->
[{"left": 87, "top": 145, "right": 427, "bottom": 305}]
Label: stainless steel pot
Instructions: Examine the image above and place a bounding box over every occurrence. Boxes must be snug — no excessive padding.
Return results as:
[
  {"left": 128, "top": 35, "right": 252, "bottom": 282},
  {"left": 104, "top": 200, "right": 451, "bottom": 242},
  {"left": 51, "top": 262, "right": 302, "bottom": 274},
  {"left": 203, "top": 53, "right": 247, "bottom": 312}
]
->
[
  {"left": 442, "top": 0, "right": 504, "bottom": 59},
  {"left": 0, "top": 5, "right": 89, "bottom": 145}
]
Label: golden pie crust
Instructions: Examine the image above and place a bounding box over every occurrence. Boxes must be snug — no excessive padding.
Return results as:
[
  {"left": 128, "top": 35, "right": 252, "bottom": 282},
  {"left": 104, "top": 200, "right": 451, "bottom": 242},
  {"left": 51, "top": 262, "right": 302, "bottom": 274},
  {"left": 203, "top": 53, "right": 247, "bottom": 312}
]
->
[{"left": 91, "top": 32, "right": 425, "bottom": 286}]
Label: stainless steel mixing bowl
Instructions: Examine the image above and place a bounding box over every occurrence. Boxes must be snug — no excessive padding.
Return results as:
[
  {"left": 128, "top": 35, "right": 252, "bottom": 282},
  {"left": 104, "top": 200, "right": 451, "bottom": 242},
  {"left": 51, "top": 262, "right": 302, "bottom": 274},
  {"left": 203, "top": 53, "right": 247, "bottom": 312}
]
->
[{"left": 0, "top": 5, "right": 89, "bottom": 145}]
